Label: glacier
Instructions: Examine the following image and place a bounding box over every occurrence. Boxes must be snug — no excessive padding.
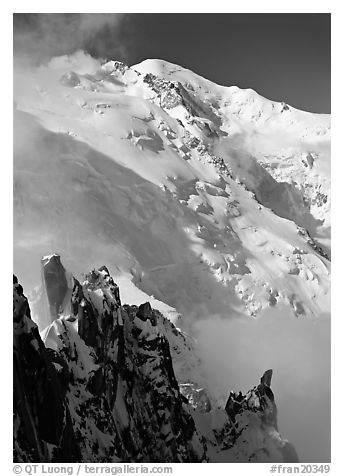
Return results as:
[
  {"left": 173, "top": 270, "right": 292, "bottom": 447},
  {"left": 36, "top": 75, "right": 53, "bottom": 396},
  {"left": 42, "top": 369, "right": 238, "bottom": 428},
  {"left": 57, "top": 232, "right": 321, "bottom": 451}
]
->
[{"left": 13, "top": 51, "right": 330, "bottom": 462}]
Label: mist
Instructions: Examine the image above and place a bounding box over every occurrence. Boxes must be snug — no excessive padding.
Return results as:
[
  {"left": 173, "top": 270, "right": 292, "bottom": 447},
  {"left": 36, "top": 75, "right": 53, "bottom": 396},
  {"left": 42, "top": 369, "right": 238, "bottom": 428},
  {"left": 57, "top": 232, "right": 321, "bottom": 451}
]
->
[
  {"left": 13, "top": 13, "right": 127, "bottom": 66},
  {"left": 192, "top": 306, "right": 330, "bottom": 462}
]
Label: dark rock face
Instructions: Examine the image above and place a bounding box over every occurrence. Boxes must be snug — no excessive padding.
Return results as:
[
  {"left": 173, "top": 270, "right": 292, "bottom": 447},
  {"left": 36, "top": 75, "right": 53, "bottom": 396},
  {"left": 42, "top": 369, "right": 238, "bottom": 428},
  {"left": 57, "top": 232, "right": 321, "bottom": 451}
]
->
[
  {"left": 14, "top": 259, "right": 206, "bottom": 462},
  {"left": 136, "top": 302, "right": 157, "bottom": 325},
  {"left": 42, "top": 254, "right": 69, "bottom": 319},
  {"left": 13, "top": 277, "right": 80, "bottom": 462},
  {"left": 256, "top": 369, "right": 278, "bottom": 430},
  {"left": 68, "top": 267, "right": 205, "bottom": 462},
  {"left": 14, "top": 256, "right": 298, "bottom": 463},
  {"left": 225, "top": 369, "right": 278, "bottom": 429},
  {"left": 224, "top": 369, "right": 298, "bottom": 462}
]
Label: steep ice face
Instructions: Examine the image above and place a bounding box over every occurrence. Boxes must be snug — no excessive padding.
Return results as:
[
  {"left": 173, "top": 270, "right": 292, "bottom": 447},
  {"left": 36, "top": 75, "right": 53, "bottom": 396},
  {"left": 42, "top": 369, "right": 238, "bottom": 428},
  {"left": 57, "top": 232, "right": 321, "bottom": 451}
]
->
[
  {"left": 13, "top": 54, "right": 330, "bottom": 461},
  {"left": 13, "top": 262, "right": 298, "bottom": 463},
  {"left": 14, "top": 53, "right": 330, "bottom": 323},
  {"left": 134, "top": 58, "right": 330, "bottom": 253}
]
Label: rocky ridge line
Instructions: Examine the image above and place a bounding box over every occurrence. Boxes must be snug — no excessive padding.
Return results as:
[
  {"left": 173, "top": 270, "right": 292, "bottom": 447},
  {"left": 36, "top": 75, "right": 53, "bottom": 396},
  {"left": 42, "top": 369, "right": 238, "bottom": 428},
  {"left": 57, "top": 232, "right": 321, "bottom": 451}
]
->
[{"left": 14, "top": 254, "right": 298, "bottom": 463}]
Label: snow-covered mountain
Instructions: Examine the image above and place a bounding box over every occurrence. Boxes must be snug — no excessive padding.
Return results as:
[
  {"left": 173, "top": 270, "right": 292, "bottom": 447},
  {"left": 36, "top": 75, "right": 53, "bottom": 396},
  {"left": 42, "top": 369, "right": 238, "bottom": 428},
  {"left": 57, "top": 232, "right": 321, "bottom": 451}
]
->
[
  {"left": 14, "top": 52, "right": 330, "bottom": 319},
  {"left": 13, "top": 52, "right": 330, "bottom": 461},
  {"left": 14, "top": 255, "right": 298, "bottom": 462}
]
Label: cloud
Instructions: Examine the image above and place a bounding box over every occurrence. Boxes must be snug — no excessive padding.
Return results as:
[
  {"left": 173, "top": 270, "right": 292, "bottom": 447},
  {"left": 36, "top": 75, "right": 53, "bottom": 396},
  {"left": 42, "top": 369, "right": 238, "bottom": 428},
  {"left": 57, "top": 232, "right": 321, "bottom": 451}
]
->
[
  {"left": 192, "top": 307, "right": 330, "bottom": 462},
  {"left": 13, "top": 13, "right": 127, "bottom": 65}
]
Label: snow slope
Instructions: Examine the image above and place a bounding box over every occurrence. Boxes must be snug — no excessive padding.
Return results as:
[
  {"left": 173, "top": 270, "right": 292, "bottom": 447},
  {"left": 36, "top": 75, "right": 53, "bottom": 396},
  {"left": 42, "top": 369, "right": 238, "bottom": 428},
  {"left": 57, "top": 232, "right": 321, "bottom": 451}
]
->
[
  {"left": 14, "top": 52, "right": 330, "bottom": 320},
  {"left": 13, "top": 52, "right": 331, "bottom": 461}
]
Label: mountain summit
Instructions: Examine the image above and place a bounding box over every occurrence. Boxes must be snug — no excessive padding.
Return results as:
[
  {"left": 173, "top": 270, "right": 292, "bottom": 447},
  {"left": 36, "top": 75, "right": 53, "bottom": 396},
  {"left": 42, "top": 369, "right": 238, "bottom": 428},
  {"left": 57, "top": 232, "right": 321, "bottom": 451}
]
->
[
  {"left": 14, "top": 53, "right": 330, "bottom": 320},
  {"left": 13, "top": 52, "right": 330, "bottom": 462}
]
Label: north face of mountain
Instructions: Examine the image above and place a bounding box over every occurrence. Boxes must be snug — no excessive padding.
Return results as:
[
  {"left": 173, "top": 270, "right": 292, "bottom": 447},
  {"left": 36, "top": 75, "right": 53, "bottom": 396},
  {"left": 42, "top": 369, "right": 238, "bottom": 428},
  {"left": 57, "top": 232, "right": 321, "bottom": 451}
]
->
[
  {"left": 14, "top": 53, "right": 330, "bottom": 322},
  {"left": 13, "top": 53, "right": 330, "bottom": 461}
]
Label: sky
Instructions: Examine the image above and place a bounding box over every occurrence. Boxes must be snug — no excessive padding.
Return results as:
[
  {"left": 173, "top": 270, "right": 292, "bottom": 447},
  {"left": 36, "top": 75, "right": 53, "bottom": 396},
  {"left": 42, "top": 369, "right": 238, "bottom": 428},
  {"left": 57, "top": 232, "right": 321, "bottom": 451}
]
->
[{"left": 13, "top": 13, "right": 330, "bottom": 113}]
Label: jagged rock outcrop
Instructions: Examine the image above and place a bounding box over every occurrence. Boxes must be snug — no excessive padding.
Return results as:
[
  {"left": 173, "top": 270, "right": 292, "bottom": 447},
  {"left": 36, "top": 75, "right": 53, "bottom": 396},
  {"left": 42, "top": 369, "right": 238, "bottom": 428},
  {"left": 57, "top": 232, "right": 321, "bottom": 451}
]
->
[
  {"left": 14, "top": 255, "right": 298, "bottom": 463},
  {"left": 223, "top": 369, "right": 298, "bottom": 462},
  {"left": 17, "top": 256, "right": 206, "bottom": 462},
  {"left": 13, "top": 275, "right": 80, "bottom": 462}
]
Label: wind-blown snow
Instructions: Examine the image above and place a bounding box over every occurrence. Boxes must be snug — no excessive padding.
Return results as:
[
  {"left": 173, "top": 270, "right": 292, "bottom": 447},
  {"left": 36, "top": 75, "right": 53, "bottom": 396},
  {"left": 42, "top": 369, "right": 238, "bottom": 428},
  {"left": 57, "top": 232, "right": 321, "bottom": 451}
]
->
[{"left": 13, "top": 51, "right": 330, "bottom": 462}]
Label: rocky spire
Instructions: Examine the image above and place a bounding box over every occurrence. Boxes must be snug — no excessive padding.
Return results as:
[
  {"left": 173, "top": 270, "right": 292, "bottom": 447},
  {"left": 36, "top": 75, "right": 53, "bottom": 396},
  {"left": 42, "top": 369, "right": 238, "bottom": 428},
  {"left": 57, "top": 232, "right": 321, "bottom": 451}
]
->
[{"left": 14, "top": 257, "right": 299, "bottom": 463}]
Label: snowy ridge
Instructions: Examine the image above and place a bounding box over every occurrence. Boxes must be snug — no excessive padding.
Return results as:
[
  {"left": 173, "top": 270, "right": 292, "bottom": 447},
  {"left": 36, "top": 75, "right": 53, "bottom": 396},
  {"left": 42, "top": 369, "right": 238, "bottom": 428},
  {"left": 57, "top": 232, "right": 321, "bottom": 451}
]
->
[
  {"left": 13, "top": 53, "right": 330, "bottom": 461},
  {"left": 14, "top": 53, "right": 330, "bottom": 322},
  {"left": 13, "top": 256, "right": 298, "bottom": 462}
]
